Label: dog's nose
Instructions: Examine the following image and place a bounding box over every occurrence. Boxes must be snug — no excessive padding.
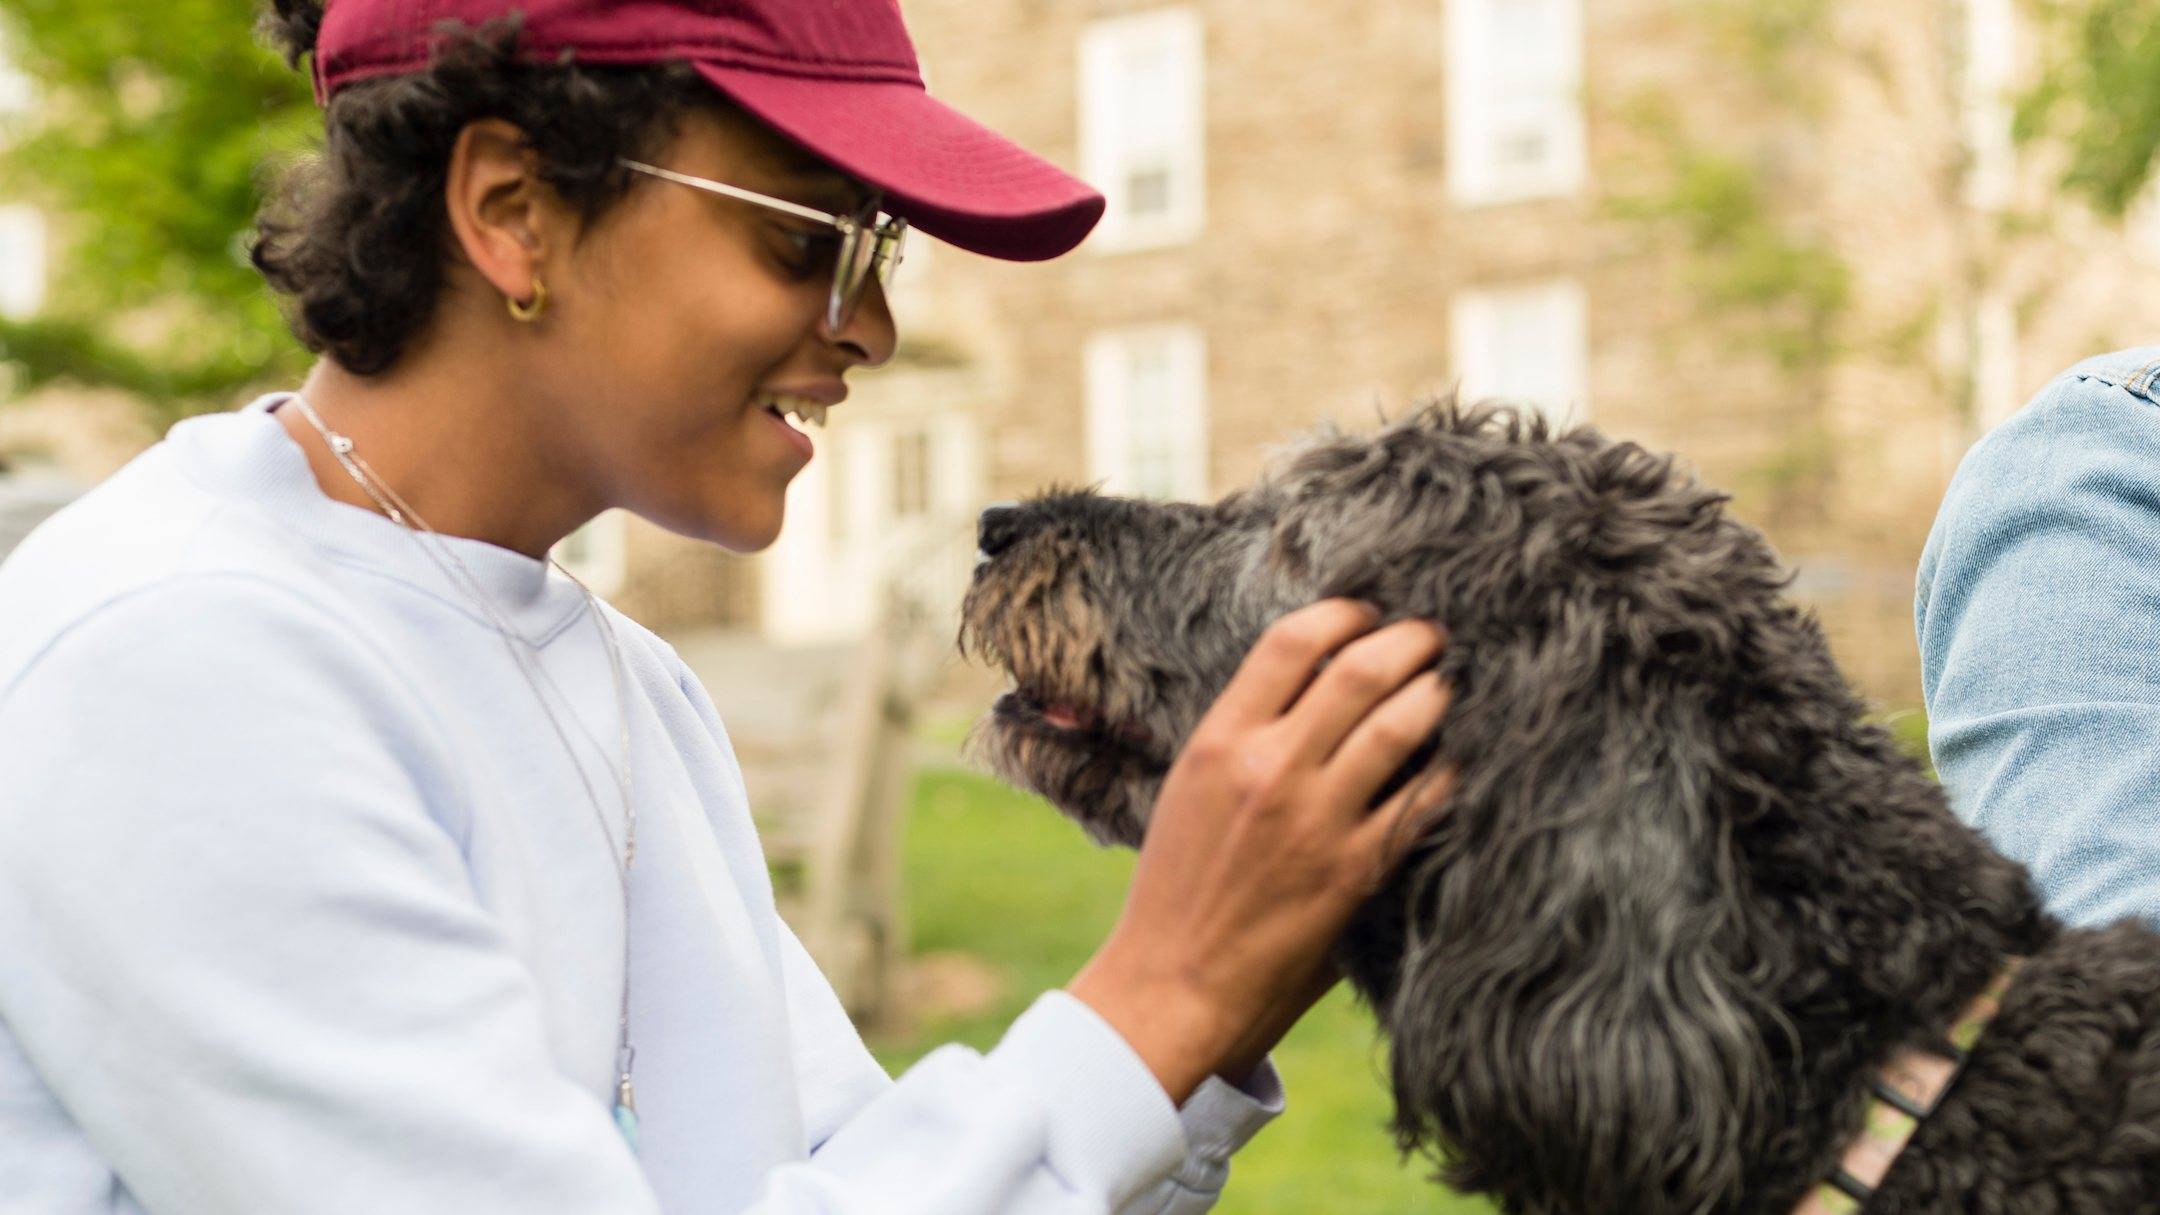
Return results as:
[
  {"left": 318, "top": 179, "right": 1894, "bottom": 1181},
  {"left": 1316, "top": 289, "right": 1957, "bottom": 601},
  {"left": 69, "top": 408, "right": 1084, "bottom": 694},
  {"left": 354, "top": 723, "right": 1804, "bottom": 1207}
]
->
[{"left": 977, "top": 502, "right": 1037, "bottom": 559}]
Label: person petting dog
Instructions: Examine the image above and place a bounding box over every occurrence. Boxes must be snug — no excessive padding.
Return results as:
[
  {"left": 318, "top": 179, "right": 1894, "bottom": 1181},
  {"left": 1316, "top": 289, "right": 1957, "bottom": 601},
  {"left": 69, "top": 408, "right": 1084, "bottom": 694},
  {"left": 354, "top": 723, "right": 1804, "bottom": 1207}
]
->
[{"left": 0, "top": 2, "right": 1453, "bottom": 1212}]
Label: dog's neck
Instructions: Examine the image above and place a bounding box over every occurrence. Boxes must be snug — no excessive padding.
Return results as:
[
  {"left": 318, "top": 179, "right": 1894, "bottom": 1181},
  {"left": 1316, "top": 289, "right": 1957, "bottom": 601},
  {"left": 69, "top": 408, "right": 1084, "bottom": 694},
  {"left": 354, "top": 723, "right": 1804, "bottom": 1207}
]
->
[
  {"left": 1790, "top": 959, "right": 2024, "bottom": 1215},
  {"left": 1730, "top": 741, "right": 2054, "bottom": 1213}
]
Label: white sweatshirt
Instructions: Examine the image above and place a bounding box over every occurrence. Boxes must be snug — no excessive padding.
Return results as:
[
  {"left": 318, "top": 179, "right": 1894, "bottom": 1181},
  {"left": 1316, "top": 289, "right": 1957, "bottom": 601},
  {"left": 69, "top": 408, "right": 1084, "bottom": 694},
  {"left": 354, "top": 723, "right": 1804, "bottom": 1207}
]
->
[{"left": 0, "top": 394, "right": 1280, "bottom": 1214}]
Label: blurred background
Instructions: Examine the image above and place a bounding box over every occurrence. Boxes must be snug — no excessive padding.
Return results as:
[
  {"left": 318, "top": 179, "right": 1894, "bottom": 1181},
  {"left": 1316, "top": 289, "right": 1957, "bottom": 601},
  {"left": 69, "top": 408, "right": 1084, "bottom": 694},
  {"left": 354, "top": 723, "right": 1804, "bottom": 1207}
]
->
[{"left": 1, "top": 0, "right": 2154, "bottom": 1208}]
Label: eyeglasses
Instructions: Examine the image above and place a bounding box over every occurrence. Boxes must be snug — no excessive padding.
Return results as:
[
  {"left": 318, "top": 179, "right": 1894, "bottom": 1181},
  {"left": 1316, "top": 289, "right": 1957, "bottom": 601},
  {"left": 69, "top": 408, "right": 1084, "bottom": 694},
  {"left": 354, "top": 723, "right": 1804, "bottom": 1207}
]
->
[{"left": 618, "top": 158, "right": 908, "bottom": 333}]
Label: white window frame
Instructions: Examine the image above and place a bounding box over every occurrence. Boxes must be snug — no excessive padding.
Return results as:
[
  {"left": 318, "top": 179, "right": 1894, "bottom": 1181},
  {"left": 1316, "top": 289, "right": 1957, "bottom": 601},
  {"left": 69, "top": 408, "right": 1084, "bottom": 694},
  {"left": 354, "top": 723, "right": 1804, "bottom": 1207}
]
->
[
  {"left": 1962, "top": 0, "right": 2017, "bottom": 212},
  {"left": 829, "top": 413, "right": 983, "bottom": 542},
  {"left": 1450, "top": 278, "right": 1590, "bottom": 426},
  {"left": 889, "top": 426, "right": 935, "bottom": 519},
  {"left": 1445, "top": 0, "right": 1586, "bottom": 206},
  {"left": 1080, "top": 8, "right": 1206, "bottom": 252},
  {"left": 1085, "top": 324, "right": 1209, "bottom": 500},
  {"left": 0, "top": 25, "right": 32, "bottom": 117},
  {"left": 0, "top": 206, "right": 45, "bottom": 320},
  {"left": 769, "top": 411, "right": 981, "bottom": 642},
  {"left": 552, "top": 508, "right": 629, "bottom": 597}
]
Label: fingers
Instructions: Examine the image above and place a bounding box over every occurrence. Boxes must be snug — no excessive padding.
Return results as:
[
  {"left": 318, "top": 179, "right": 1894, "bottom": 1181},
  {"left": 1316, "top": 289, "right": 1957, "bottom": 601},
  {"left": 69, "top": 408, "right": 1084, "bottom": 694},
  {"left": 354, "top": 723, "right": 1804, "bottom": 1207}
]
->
[
  {"left": 1281, "top": 619, "right": 1447, "bottom": 767},
  {"left": 1349, "top": 759, "right": 1458, "bottom": 886},
  {"left": 1326, "top": 670, "right": 1451, "bottom": 811},
  {"left": 1199, "top": 600, "right": 1385, "bottom": 729}
]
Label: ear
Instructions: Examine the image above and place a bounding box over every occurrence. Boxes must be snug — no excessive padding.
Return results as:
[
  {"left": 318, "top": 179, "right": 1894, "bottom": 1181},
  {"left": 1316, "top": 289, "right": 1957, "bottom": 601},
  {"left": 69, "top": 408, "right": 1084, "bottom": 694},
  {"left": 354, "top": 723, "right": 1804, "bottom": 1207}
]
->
[
  {"left": 1380, "top": 643, "right": 1778, "bottom": 1215},
  {"left": 443, "top": 118, "right": 558, "bottom": 307}
]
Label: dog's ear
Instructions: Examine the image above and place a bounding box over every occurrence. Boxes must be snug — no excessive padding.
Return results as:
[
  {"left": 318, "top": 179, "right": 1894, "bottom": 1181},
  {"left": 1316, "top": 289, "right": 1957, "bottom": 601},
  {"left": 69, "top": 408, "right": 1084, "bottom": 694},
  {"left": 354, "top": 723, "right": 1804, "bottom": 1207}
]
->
[{"left": 1380, "top": 635, "right": 1778, "bottom": 1215}]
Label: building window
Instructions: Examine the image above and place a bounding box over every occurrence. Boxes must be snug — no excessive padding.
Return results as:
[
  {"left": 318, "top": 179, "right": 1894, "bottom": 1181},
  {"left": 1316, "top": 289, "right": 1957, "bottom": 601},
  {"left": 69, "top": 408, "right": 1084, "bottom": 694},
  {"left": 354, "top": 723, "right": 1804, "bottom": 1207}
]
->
[
  {"left": 1080, "top": 8, "right": 1205, "bottom": 251},
  {"left": 1446, "top": 0, "right": 1585, "bottom": 205},
  {"left": 826, "top": 417, "right": 981, "bottom": 544},
  {"left": 0, "top": 206, "right": 45, "bottom": 319},
  {"left": 1086, "top": 325, "right": 1208, "bottom": 500},
  {"left": 1450, "top": 279, "right": 1589, "bottom": 425},
  {"left": 552, "top": 509, "right": 629, "bottom": 597},
  {"left": 891, "top": 428, "right": 933, "bottom": 518}
]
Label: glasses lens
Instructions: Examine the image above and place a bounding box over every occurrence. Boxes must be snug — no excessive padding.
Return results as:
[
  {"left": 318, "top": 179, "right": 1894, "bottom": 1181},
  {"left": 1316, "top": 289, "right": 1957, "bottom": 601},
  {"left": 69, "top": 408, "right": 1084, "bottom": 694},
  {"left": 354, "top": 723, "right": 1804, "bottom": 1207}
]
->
[{"left": 830, "top": 217, "right": 908, "bottom": 331}]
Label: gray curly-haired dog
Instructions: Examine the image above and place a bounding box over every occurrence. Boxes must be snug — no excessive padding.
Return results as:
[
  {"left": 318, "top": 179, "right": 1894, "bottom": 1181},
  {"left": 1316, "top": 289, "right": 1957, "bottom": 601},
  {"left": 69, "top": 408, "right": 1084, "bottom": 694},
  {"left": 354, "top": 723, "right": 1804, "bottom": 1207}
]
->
[{"left": 958, "top": 403, "right": 2159, "bottom": 1215}]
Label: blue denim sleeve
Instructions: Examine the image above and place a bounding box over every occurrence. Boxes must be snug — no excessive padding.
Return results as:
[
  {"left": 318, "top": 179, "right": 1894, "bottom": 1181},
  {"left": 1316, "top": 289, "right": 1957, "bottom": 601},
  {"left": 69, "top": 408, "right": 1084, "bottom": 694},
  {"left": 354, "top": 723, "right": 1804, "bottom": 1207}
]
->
[{"left": 1916, "top": 348, "right": 2160, "bottom": 929}]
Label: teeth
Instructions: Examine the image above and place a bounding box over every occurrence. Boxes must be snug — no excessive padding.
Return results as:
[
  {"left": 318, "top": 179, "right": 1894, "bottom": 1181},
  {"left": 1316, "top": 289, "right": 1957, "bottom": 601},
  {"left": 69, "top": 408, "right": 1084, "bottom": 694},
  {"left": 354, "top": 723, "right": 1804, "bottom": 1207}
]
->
[{"left": 759, "top": 392, "right": 830, "bottom": 429}]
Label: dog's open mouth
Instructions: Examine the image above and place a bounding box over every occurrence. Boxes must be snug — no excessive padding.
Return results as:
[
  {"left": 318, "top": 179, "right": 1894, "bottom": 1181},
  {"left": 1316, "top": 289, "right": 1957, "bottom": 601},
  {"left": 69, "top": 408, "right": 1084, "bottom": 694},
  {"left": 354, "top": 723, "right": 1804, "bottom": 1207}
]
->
[{"left": 993, "top": 687, "right": 1168, "bottom": 773}]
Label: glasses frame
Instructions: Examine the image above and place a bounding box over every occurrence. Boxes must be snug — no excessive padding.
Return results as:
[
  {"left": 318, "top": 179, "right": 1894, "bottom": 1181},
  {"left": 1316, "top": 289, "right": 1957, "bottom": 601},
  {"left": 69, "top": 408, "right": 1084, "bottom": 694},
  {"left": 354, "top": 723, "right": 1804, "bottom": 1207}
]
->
[{"left": 618, "top": 158, "right": 907, "bottom": 332}]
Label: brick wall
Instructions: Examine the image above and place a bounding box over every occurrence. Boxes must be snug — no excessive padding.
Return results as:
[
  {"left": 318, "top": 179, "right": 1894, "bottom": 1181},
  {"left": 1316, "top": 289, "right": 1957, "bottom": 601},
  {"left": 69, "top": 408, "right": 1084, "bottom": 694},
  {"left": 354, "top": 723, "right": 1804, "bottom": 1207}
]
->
[{"left": 845, "top": 0, "right": 2160, "bottom": 710}]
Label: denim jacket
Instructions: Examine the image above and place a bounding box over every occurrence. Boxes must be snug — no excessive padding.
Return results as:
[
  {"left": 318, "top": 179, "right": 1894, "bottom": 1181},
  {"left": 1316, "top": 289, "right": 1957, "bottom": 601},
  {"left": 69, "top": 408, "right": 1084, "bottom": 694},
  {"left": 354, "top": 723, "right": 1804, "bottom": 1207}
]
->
[{"left": 1917, "top": 347, "right": 2160, "bottom": 928}]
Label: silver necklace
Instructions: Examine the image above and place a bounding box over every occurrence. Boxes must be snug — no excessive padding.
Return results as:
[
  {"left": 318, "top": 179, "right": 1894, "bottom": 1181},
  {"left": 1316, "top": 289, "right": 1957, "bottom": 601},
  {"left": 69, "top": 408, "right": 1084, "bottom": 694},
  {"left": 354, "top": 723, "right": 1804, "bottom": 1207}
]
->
[{"left": 281, "top": 392, "right": 644, "bottom": 1151}]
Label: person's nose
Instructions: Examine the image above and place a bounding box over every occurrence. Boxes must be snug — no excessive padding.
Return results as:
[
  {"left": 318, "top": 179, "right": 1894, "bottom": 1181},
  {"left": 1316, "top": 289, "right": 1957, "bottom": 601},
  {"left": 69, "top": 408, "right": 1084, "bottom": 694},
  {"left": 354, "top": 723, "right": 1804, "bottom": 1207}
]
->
[
  {"left": 824, "top": 277, "right": 898, "bottom": 369},
  {"left": 977, "top": 502, "right": 1046, "bottom": 558}
]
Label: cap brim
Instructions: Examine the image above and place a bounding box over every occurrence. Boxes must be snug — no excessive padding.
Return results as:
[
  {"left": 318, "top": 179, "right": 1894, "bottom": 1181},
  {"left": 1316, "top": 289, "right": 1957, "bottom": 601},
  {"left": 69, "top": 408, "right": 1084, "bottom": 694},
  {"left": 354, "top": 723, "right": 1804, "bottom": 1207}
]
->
[{"left": 693, "top": 63, "right": 1105, "bottom": 262}]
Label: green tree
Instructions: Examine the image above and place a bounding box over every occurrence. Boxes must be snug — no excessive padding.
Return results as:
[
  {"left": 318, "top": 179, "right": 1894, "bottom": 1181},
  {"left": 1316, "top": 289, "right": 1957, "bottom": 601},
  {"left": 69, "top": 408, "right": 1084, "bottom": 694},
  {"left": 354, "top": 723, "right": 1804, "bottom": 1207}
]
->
[
  {"left": 2018, "top": 0, "right": 2160, "bottom": 218},
  {"left": 0, "top": 0, "right": 315, "bottom": 423}
]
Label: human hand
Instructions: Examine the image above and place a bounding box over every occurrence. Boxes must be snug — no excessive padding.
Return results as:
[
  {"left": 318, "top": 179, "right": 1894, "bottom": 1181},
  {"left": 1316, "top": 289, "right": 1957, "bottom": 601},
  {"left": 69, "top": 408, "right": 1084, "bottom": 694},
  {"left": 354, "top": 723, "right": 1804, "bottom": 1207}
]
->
[{"left": 1067, "top": 600, "right": 1455, "bottom": 1103}]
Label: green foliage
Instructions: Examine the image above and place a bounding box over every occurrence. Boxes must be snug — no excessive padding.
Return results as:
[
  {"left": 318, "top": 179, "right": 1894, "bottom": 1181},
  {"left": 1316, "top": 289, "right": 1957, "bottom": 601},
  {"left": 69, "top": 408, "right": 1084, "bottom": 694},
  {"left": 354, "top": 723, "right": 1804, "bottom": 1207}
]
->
[
  {"left": 0, "top": 0, "right": 316, "bottom": 421},
  {"left": 1699, "top": 0, "right": 1834, "bottom": 52},
  {"left": 1605, "top": 0, "right": 1852, "bottom": 369},
  {"left": 2017, "top": 0, "right": 2160, "bottom": 218},
  {"left": 1690, "top": 0, "right": 1837, "bottom": 106},
  {"left": 1619, "top": 145, "right": 1848, "bottom": 371},
  {"left": 1608, "top": 93, "right": 1850, "bottom": 375},
  {"left": 1881, "top": 709, "right": 1933, "bottom": 773},
  {"left": 1602, "top": 0, "right": 1856, "bottom": 523}
]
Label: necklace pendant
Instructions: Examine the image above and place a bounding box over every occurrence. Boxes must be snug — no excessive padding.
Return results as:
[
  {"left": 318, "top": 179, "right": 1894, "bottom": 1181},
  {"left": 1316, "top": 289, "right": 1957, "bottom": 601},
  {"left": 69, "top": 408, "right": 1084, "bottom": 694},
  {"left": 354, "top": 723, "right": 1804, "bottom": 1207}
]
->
[{"left": 613, "top": 1075, "right": 640, "bottom": 1154}]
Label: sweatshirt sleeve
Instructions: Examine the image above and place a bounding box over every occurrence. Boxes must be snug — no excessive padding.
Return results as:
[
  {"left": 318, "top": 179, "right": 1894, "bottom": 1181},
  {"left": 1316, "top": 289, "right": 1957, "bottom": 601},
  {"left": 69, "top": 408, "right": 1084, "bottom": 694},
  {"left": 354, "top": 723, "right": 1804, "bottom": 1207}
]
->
[
  {"left": 774, "top": 920, "right": 1281, "bottom": 1214},
  {"left": 0, "top": 574, "right": 1238, "bottom": 1213},
  {"left": 1916, "top": 358, "right": 2160, "bottom": 928}
]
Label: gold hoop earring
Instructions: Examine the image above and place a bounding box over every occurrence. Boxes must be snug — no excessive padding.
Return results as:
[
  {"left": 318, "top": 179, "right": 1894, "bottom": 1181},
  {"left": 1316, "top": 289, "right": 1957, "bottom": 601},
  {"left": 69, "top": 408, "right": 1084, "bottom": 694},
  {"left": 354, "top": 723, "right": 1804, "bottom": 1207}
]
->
[{"left": 508, "top": 277, "right": 549, "bottom": 323}]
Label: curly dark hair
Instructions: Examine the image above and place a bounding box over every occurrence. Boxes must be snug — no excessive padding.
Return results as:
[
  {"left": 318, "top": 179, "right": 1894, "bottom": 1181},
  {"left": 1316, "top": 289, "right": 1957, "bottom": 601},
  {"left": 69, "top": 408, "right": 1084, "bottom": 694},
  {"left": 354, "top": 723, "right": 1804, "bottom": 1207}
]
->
[{"left": 251, "top": 1, "right": 721, "bottom": 375}]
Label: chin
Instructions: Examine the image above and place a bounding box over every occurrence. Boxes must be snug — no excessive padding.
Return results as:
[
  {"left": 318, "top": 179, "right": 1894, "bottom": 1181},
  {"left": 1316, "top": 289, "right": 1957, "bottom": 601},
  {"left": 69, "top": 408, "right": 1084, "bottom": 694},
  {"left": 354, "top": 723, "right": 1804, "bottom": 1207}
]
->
[
  {"left": 632, "top": 490, "right": 785, "bottom": 554},
  {"left": 706, "top": 515, "right": 784, "bottom": 554}
]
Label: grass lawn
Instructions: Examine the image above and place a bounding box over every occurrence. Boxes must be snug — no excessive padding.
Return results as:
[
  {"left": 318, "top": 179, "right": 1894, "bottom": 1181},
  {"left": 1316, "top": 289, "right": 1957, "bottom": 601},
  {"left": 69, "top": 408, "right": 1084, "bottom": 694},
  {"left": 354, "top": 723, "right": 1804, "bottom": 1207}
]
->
[{"left": 867, "top": 765, "right": 1496, "bottom": 1213}]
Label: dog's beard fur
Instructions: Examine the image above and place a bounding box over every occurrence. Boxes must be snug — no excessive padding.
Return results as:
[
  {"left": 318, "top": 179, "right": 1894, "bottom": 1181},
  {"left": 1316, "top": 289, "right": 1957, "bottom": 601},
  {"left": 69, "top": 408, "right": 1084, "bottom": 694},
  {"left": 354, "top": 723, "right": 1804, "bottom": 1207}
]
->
[
  {"left": 957, "top": 535, "right": 1162, "bottom": 847},
  {"left": 965, "top": 705, "right": 1163, "bottom": 849},
  {"left": 960, "top": 402, "right": 2048, "bottom": 1215},
  {"left": 960, "top": 491, "right": 1276, "bottom": 850}
]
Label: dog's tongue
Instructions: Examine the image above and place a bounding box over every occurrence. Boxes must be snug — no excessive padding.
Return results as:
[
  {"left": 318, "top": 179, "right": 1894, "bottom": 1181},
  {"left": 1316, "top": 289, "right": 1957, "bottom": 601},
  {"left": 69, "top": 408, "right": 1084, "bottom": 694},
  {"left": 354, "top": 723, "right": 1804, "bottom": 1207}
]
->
[{"left": 1043, "top": 703, "right": 1086, "bottom": 729}]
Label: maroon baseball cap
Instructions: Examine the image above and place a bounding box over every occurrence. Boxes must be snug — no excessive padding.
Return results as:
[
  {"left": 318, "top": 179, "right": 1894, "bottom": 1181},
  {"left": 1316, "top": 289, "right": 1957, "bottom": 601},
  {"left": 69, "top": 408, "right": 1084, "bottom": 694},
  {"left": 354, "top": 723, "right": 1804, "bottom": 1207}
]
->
[{"left": 311, "top": 0, "right": 1105, "bottom": 261}]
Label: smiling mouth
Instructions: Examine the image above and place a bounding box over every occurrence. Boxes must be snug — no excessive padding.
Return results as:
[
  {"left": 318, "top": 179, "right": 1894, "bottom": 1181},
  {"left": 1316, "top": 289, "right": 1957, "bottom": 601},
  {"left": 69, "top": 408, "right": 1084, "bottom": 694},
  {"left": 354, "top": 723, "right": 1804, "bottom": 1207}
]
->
[{"left": 755, "top": 391, "right": 833, "bottom": 429}]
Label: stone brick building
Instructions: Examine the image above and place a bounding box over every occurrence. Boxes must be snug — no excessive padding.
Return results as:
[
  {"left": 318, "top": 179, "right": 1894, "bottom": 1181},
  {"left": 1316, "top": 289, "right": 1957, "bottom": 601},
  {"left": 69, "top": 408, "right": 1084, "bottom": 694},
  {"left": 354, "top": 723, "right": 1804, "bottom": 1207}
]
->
[
  {"left": 756, "top": 0, "right": 2160, "bottom": 706},
  {"left": 9, "top": 6, "right": 2160, "bottom": 702}
]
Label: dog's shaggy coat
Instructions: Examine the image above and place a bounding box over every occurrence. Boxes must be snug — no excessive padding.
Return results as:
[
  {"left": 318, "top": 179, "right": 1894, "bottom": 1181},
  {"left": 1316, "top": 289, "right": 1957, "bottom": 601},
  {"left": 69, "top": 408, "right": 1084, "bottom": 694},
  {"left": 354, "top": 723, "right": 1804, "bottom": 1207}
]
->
[{"left": 960, "top": 404, "right": 2160, "bottom": 1215}]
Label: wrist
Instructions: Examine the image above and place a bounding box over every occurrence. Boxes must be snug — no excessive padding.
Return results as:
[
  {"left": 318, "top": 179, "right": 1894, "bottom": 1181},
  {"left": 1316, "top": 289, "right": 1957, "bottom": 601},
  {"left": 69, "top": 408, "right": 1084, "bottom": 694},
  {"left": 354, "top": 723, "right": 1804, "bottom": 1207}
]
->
[
  {"left": 1215, "top": 1051, "right": 1269, "bottom": 1090},
  {"left": 1068, "top": 943, "right": 1241, "bottom": 1105}
]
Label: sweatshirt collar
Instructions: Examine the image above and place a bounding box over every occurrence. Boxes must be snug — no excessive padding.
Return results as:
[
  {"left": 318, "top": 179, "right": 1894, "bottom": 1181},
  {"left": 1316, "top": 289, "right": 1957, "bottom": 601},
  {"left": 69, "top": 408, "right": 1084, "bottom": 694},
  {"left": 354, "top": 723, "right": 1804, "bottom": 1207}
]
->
[{"left": 167, "top": 393, "right": 595, "bottom": 643}]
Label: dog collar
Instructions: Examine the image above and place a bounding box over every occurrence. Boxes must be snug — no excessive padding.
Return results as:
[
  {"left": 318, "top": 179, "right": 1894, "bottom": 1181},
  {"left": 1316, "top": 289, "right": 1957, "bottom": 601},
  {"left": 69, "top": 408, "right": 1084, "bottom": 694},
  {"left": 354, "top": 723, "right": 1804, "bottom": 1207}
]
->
[{"left": 1793, "top": 958, "right": 2024, "bottom": 1215}]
